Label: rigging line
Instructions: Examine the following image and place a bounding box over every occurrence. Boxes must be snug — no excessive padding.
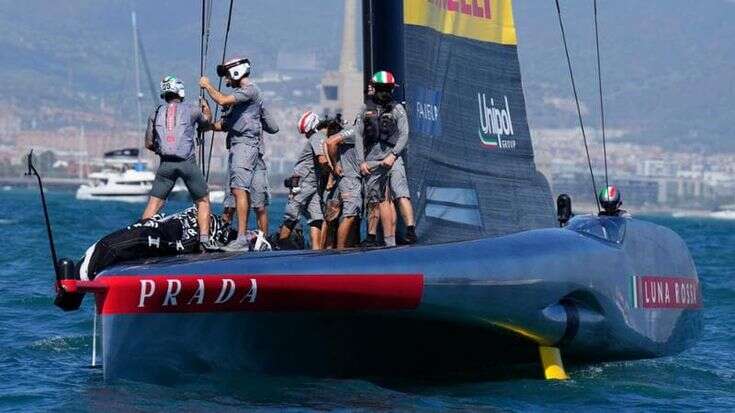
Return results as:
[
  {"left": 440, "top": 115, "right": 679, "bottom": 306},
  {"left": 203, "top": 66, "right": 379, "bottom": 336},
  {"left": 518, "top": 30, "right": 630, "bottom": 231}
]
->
[
  {"left": 201, "top": 0, "right": 214, "bottom": 175},
  {"left": 206, "top": 0, "right": 235, "bottom": 183},
  {"left": 369, "top": 0, "right": 375, "bottom": 76},
  {"left": 203, "top": 0, "right": 213, "bottom": 71},
  {"left": 198, "top": 0, "right": 207, "bottom": 90},
  {"left": 137, "top": 37, "right": 158, "bottom": 107},
  {"left": 554, "top": 0, "right": 601, "bottom": 212},
  {"left": 594, "top": 0, "right": 609, "bottom": 191},
  {"left": 197, "top": 0, "right": 210, "bottom": 174},
  {"left": 199, "top": 0, "right": 215, "bottom": 179}
]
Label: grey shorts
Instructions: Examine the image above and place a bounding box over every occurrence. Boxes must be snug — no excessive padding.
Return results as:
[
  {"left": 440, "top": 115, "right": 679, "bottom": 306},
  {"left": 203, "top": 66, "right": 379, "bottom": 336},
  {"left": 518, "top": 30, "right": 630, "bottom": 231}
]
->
[
  {"left": 150, "top": 158, "right": 208, "bottom": 201},
  {"left": 338, "top": 176, "right": 362, "bottom": 217},
  {"left": 228, "top": 143, "right": 259, "bottom": 192},
  {"left": 389, "top": 156, "right": 410, "bottom": 200},
  {"left": 283, "top": 180, "right": 323, "bottom": 224},
  {"left": 224, "top": 166, "right": 270, "bottom": 209},
  {"left": 365, "top": 166, "right": 389, "bottom": 205}
]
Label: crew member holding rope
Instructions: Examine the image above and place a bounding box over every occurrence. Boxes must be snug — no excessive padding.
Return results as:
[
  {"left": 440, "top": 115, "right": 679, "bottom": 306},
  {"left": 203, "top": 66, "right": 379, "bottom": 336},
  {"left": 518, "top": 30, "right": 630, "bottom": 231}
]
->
[{"left": 199, "top": 57, "right": 264, "bottom": 252}]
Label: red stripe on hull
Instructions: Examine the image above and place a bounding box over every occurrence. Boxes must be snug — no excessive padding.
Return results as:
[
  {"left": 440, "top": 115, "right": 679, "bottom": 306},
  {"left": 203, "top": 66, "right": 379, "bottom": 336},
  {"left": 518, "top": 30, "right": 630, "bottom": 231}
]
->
[{"left": 65, "top": 274, "right": 424, "bottom": 315}]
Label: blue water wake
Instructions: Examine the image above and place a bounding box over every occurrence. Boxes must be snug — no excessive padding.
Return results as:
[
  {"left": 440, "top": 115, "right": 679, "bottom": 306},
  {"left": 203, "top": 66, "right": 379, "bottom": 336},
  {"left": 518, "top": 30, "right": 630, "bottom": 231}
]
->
[{"left": 0, "top": 189, "right": 733, "bottom": 411}]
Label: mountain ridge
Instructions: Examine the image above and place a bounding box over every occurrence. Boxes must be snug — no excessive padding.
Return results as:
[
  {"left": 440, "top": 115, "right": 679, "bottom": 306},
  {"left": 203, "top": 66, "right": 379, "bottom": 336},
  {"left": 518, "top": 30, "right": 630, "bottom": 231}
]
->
[{"left": 1, "top": 0, "right": 732, "bottom": 150}]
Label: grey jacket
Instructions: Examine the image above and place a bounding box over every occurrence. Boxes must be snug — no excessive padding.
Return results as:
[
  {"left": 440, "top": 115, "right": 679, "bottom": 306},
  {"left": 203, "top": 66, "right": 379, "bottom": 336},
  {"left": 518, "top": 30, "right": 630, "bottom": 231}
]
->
[{"left": 222, "top": 83, "right": 263, "bottom": 149}]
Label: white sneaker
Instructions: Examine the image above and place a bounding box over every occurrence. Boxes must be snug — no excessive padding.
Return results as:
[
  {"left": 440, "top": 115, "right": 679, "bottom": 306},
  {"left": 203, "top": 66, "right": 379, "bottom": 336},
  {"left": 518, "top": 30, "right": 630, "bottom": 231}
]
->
[
  {"left": 221, "top": 237, "right": 250, "bottom": 252},
  {"left": 200, "top": 239, "right": 224, "bottom": 252},
  {"left": 251, "top": 230, "right": 272, "bottom": 251}
]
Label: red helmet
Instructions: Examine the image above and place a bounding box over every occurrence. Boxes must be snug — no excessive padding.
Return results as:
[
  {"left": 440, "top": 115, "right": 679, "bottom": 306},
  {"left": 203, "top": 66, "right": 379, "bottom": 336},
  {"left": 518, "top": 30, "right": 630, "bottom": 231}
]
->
[{"left": 297, "top": 111, "right": 320, "bottom": 135}]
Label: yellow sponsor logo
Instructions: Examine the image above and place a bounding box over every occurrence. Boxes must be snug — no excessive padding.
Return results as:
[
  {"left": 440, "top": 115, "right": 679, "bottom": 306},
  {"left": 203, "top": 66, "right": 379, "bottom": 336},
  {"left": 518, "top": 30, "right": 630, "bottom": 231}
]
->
[{"left": 404, "top": 0, "right": 518, "bottom": 45}]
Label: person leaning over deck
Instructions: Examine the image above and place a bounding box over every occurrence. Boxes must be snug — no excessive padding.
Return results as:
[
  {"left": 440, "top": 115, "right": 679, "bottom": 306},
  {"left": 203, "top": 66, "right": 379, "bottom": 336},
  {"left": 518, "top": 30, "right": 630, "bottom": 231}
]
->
[
  {"left": 326, "top": 127, "right": 363, "bottom": 249},
  {"left": 354, "top": 71, "right": 411, "bottom": 248},
  {"left": 277, "top": 111, "right": 328, "bottom": 250},
  {"left": 141, "top": 76, "right": 214, "bottom": 251},
  {"left": 199, "top": 56, "right": 264, "bottom": 252}
]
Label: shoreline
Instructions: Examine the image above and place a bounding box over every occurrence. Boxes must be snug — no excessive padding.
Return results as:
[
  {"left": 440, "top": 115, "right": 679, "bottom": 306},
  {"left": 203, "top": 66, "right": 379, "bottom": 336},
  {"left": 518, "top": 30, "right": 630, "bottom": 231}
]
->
[
  {"left": 2, "top": 181, "right": 729, "bottom": 219},
  {"left": 572, "top": 202, "right": 733, "bottom": 219}
]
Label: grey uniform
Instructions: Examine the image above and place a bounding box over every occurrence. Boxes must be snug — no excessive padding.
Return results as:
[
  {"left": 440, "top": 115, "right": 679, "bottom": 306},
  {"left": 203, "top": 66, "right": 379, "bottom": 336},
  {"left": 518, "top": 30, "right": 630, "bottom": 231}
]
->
[
  {"left": 388, "top": 155, "right": 410, "bottom": 200},
  {"left": 222, "top": 83, "right": 263, "bottom": 194},
  {"left": 335, "top": 128, "right": 363, "bottom": 217},
  {"left": 145, "top": 101, "right": 209, "bottom": 201},
  {"left": 283, "top": 131, "right": 326, "bottom": 224},
  {"left": 354, "top": 101, "right": 410, "bottom": 204},
  {"left": 223, "top": 155, "right": 269, "bottom": 210}
]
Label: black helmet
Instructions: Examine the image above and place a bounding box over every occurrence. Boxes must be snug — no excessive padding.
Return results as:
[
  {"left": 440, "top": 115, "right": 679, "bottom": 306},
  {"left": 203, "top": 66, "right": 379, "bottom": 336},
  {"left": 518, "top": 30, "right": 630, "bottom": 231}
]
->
[{"left": 598, "top": 185, "right": 622, "bottom": 212}]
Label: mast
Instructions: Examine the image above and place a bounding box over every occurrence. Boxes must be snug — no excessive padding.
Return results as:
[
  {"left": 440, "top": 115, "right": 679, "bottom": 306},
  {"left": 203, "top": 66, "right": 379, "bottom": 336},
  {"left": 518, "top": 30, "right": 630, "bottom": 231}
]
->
[
  {"left": 339, "top": 0, "right": 358, "bottom": 73},
  {"left": 131, "top": 12, "right": 144, "bottom": 158},
  {"left": 78, "top": 125, "right": 86, "bottom": 180},
  {"left": 319, "top": 0, "right": 362, "bottom": 121}
]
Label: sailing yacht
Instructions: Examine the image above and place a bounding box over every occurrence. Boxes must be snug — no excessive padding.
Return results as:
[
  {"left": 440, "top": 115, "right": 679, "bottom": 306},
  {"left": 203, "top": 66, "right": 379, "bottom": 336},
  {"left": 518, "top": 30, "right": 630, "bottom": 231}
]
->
[
  {"left": 53, "top": 0, "right": 702, "bottom": 382},
  {"left": 75, "top": 13, "right": 190, "bottom": 203}
]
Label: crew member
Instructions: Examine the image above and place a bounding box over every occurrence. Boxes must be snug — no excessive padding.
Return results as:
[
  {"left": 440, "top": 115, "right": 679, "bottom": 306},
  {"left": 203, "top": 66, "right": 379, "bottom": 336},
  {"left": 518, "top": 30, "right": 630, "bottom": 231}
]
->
[
  {"left": 278, "top": 111, "right": 328, "bottom": 250},
  {"left": 142, "top": 76, "right": 213, "bottom": 250},
  {"left": 199, "top": 56, "right": 263, "bottom": 252},
  {"left": 326, "top": 128, "right": 363, "bottom": 249},
  {"left": 354, "top": 71, "right": 411, "bottom": 247},
  {"left": 317, "top": 114, "right": 346, "bottom": 249},
  {"left": 222, "top": 103, "right": 279, "bottom": 235},
  {"left": 598, "top": 185, "right": 631, "bottom": 217}
]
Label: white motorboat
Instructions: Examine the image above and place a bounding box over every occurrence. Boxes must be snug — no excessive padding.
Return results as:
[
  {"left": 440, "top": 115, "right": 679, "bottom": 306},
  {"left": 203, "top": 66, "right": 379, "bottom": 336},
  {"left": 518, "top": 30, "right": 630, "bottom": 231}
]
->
[{"left": 76, "top": 149, "right": 187, "bottom": 203}]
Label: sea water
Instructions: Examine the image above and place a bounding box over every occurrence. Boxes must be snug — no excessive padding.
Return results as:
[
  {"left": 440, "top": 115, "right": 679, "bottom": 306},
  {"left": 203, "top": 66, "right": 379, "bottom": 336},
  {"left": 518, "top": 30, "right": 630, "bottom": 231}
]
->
[{"left": 0, "top": 189, "right": 733, "bottom": 412}]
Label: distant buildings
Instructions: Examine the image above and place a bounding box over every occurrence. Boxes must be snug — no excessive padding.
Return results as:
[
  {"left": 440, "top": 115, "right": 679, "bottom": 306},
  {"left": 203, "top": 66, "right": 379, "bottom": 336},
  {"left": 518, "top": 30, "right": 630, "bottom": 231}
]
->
[
  {"left": 319, "top": 0, "right": 363, "bottom": 122},
  {"left": 534, "top": 129, "right": 735, "bottom": 210}
]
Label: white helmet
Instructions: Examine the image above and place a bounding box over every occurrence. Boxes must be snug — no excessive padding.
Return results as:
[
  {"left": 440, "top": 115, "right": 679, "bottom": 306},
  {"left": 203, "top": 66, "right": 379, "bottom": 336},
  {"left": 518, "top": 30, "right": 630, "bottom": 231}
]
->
[
  {"left": 217, "top": 57, "right": 251, "bottom": 81},
  {"left": 160, "top": 76, "right": 185, "bottom": 99},
  {"left": 297, "top": 111, "right": 320, "bottom": 135}
]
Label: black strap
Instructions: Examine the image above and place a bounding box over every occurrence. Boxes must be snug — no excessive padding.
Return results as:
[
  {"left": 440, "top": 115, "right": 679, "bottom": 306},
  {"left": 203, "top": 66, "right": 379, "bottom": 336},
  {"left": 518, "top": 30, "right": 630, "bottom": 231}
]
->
[{"left": 149, "top": 104, "right": 164, "bottom": 149}]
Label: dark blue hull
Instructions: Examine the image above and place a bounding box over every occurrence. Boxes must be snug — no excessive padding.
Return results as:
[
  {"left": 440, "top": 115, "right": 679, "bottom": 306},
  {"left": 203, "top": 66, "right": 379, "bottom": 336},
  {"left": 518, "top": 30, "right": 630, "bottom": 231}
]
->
[{"left": 91, "top": 216, "right": 702, "bottom": 382}]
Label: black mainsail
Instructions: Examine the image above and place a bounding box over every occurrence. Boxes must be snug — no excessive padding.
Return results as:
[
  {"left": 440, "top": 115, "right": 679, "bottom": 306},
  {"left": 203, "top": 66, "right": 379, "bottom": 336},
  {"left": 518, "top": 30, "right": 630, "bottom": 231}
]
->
[{"left": 364, "top": 0, "right": 555, "bottom": 244}]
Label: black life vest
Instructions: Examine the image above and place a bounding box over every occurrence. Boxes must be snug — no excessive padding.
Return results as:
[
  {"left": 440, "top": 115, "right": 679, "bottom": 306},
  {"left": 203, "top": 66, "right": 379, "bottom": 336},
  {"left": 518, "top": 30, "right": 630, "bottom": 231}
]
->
[{"left": 363, "top": 101, "right": 399, "bottom": 148}]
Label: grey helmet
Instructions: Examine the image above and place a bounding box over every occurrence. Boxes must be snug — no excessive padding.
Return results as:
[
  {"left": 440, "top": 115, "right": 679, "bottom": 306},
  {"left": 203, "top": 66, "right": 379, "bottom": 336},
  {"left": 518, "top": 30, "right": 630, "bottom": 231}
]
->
[{"left": 160, "top": 76, "right": 185, "bottom": 99}]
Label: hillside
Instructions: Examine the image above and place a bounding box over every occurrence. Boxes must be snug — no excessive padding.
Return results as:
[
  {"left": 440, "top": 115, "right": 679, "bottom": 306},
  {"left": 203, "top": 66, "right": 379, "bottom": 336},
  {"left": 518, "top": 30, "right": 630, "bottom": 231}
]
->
[
  {"left": 0, "top": 0, "right": 346, "bottom": 130},
  {"left": 0, "top": 0, "right": 733, "bottom": 150},
  {"left": 514, "top": 0, "right": 735, "bottom": 151}
]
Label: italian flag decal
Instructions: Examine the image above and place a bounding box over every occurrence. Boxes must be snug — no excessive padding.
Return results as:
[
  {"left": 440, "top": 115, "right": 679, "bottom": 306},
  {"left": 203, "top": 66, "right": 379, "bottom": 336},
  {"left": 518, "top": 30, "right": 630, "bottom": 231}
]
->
[{"left": 372, "top": 71, "right": 395, "bottom": 85}]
